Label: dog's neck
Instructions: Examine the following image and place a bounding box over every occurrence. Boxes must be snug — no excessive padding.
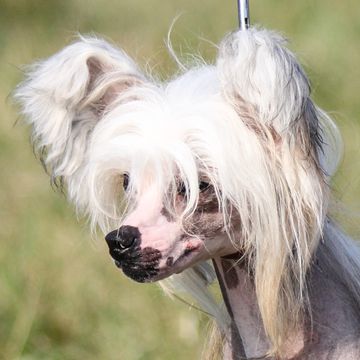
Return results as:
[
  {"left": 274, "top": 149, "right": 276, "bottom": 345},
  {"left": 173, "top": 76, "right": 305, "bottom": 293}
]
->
[
  {"left": 212, "top": 256, "right": 270, "bottom": 359},
  {"left": 212, "top": 244, "right": 360, "bottom": 360}
]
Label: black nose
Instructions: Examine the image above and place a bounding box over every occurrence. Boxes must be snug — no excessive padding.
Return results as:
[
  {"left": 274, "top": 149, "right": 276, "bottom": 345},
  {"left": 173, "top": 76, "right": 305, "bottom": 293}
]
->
[{"left": 105, "top": 225, "right": 141, "bottom": 254}]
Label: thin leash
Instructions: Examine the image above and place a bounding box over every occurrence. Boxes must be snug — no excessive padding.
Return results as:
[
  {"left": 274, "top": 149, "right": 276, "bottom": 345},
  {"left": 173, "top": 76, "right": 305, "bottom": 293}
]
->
[{"left": 237, "top": 0, "right": 250, "bottom": 30}]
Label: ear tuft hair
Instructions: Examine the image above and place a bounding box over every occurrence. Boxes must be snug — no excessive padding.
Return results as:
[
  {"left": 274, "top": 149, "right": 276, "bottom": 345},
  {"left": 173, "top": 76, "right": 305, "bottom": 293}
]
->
[{"left": 217, "top": 28, "right": 311, "bottom": 131}]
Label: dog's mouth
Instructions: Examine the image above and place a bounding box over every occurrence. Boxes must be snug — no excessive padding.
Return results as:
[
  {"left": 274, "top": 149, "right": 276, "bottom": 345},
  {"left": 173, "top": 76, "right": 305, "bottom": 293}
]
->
[
  {"left": 105, "top": 232, "right": 202, "bottom": 283},
  {"left": 168, "top": 241, "right": 202, "bottom": 272},
  {"left": 114, "top": 246, "right": 162, "bottom": 283}
]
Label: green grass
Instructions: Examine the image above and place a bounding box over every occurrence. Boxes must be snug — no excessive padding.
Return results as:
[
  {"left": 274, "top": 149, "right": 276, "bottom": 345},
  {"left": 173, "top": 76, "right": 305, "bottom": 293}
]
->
[{"left": 1, "top": 1, "right": 360, "bottom": 359}]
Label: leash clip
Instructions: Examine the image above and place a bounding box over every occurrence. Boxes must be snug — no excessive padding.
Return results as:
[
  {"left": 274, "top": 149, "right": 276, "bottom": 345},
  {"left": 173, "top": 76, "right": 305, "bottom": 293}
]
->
[{"left": 237, "top": 0, "right": 250, "bottom": 30}]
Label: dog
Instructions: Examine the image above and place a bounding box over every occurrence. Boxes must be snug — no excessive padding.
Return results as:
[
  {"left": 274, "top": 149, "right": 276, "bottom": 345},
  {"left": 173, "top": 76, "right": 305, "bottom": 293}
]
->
[{"left": 15, "top": 28, "right": 360, "bottom": 359}]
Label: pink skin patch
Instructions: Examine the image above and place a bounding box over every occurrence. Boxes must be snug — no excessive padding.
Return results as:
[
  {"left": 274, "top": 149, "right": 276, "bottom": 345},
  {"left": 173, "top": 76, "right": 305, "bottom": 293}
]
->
[{"left": 106, "top": 185, "right": 239, "bottom": 283}]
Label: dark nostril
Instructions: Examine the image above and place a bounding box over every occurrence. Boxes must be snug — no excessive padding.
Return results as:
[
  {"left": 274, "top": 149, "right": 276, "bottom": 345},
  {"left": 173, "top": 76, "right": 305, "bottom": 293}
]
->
[
  {"left": 118, "top": 225, "right": 140, "bottom": 249},
  {"left": 105, "top": 225, "right": 141, "bottom": 251}
]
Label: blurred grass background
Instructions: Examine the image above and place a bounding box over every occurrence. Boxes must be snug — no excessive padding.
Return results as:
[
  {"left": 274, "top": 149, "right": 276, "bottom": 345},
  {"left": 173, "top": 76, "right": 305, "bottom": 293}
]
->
[{"left": 1, "top": 0, "right": 359, "bottom": 359}]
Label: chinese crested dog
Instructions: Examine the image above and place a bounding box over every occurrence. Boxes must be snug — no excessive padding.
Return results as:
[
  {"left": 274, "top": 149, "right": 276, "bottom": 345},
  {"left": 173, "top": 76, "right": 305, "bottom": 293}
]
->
[{"left": 15, "top": 28, "right": 360, "bottom": 359}]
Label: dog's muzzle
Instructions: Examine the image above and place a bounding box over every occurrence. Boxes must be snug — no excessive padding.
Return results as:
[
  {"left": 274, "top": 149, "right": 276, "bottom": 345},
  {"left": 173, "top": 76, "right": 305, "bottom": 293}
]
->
[{"left": 105, "top": 225, "right": 162, "bottom": 283}]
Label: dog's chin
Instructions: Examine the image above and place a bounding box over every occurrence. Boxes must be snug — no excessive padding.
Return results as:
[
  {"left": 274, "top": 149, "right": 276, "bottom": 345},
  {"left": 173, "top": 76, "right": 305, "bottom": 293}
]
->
[
  {"left": 116, "top": 262, "right": 160, "bottom": 283},
  {"left": 117, "top": 240, "right": 204, "bottom": 283}
]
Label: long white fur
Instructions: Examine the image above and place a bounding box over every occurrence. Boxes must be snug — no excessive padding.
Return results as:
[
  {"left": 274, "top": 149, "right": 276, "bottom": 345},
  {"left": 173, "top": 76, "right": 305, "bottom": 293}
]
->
[{"left": 14, "top": 28, "right": 359, "bottom": 357}]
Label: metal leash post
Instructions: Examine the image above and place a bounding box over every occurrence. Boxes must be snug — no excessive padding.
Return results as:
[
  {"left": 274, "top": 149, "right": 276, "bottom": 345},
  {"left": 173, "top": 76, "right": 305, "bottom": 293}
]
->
[{"left": 237, "top": 0, "right": 250, "bottom": 30}]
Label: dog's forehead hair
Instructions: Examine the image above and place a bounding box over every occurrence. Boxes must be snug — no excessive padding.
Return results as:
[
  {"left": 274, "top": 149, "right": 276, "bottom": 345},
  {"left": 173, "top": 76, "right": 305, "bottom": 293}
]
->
[{"left": 124, "top": 170, "right": 222, "bottom": 227}]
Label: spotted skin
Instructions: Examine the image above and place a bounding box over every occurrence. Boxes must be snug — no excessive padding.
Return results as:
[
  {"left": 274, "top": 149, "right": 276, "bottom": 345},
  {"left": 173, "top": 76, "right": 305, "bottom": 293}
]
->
[
  {"left": 121, "top": 246, "right": 162, "bottom": 283},
  {"left": 166, "top": 256, "right": 174, "bottom": 266}
]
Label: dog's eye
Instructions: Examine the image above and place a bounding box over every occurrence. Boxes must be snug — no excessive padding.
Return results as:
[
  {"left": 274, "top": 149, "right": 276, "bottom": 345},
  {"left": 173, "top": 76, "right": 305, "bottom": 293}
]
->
[
  {"left": 176, "top": 181, "right": 211, "bottom": 196},
  {"left": 123, "top": 174, "right": 129, "bottom": 191},
  {"left": 199, "top": 181, "right": 210, "bottom": 192},
  {"left": 177, "top": 181, "right": 187, "bottom": 197}
]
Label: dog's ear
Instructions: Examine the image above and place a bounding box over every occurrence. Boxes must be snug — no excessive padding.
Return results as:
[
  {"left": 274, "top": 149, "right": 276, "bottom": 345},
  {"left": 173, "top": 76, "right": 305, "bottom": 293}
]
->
[
  {"left": 216, "top": 28, "right": 312, "bottom": 133},
  {"left": 14, "top": 36, "right": 146, "bottom": 183}
]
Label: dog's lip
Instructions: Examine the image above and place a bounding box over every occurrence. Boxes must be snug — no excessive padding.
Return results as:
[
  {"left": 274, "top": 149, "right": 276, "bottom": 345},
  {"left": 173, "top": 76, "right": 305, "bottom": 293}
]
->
[
  {"left": 111, "top": 237, "right": 204, "bottom": 282},
  {"left": 171, "top": 242, "right": 202, "bottom": 272},
  {"left": 130, "top": 242, "right": 203, "bottom": 283}
]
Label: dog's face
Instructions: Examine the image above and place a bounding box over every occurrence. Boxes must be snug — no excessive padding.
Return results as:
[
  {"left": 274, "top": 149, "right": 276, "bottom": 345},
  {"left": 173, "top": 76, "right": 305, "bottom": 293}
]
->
[
  {"left": 104, "top": 174, "right": 239, "bottom": 283},
  {"left": 82, "top": 66, "right": 245, "bottom": 283}
]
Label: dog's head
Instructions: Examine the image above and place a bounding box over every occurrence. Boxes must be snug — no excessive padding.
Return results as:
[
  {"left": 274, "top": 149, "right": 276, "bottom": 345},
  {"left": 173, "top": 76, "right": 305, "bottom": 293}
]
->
[{"left": 15, "top": 29, "right": 341, "bottom": 350}]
